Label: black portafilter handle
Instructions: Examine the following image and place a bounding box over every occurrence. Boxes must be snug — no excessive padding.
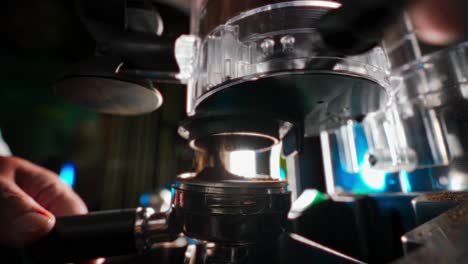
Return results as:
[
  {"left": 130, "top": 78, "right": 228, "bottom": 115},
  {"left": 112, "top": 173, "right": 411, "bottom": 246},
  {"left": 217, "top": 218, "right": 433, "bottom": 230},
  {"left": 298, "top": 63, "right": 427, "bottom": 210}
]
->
[{"left": 26, "top": 207, "right": 182, "bottom": 263}]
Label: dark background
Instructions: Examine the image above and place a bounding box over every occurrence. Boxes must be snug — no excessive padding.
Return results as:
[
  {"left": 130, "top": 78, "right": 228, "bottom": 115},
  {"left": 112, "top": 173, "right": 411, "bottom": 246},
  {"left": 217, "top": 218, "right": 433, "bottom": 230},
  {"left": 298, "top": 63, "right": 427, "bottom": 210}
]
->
[{"left": 0, "top": 0, "right": 192, "bottom": 211}]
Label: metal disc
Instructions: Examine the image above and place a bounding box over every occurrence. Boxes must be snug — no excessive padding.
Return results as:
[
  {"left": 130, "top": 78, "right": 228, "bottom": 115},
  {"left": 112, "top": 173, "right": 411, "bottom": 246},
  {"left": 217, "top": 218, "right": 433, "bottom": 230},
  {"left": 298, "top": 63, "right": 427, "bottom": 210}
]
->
[{"left": 54, "top": 77, "right": 163, "bottom": 115}]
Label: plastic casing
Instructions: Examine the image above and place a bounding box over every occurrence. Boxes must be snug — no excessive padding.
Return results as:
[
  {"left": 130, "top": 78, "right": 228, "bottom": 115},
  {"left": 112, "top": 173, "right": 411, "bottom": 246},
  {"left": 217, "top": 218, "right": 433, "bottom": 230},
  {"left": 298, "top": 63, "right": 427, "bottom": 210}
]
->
[
  {"left": 176, "top": 0, "right": 392, "bottom": 116},
  {"left": 378, "top": 13, "right": 468, "bottom": 191},
  {"left": 325, "top": 13, "right": 468, "bottom": 194}
]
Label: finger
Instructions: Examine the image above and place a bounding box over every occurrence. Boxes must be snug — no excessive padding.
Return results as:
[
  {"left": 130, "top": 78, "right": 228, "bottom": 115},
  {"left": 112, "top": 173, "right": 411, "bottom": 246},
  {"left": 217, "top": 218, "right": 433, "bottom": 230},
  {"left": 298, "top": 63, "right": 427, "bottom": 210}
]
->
[
  {"left": 0, "top": 157, "right": 88, "bottom": 247},
  {"left": 10, "top": 157, "right": 87, "bottom": 216},
  {"left": 0, "top": 179, "right": 55, "bottom": 247},
  {"left": 409, "top": 0, "right": 464, "bottom": 45}
]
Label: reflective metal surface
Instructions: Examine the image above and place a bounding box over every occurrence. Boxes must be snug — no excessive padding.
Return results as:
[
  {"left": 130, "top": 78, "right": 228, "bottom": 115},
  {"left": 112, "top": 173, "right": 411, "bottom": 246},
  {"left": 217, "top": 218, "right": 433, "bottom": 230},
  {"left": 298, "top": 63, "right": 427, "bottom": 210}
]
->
[
  {"left": 174, "top": 173, "right": 290, "bottom": 244},
  {"left": 55, "top": 56, "right": 164, "bottom": 115},
  {"left": 134, "top": 207, "right": 180, "bottom": 253},
  {"left": 396, "top": 195, "right": 468, "bottom": 263},
  {"left": 55, "top": 77, "right": 163, "bottom": 115}
]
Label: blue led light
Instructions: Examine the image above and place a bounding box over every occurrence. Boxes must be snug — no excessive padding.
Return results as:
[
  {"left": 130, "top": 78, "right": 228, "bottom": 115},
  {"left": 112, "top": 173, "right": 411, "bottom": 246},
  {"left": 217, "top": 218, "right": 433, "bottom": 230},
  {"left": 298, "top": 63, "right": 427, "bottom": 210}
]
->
[
  {"left": 139, "top": 193, "right": 151, "bottom": 206},
  {"left": 59, "top": 162, "right": 76, "bottom": 187},
  {"left": 280, "top": 167, "right": 287, "bottom": 179},
  {"left": 359, "top": 162, "right": 387, "bottom": 191}
]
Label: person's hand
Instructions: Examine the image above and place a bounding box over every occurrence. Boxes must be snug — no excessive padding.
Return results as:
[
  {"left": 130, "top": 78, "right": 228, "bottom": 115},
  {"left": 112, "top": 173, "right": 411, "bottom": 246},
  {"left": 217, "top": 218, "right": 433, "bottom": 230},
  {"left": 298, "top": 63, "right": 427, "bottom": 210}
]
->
[
  {"left": 409, "top": 0, "right": 465, "bottom": 45},
  {"left": 0, "top": 156, "right": 87, "bottom": 247}
]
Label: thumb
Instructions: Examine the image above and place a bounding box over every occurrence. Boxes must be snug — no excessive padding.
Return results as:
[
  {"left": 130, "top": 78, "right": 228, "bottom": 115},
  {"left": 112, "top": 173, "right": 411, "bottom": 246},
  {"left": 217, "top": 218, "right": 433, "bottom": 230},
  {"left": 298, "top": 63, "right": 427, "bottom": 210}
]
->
[{"left": 0, "top": 180, "right": 56, "bottom": 247}]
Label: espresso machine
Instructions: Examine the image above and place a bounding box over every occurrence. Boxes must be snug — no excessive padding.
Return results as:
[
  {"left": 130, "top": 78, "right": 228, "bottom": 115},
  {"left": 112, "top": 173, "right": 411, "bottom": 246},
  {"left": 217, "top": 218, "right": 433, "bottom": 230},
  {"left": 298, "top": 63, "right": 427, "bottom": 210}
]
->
[{"left": 27, "top": 0, "right": 468, "bottom": 263}]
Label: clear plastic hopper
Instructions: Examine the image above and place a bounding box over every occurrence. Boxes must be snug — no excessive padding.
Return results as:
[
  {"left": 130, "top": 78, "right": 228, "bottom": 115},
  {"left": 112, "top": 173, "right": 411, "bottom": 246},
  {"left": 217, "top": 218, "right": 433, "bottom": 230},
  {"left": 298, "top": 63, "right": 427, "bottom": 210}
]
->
[{"left": 176, "top": 0, "right": 393, "bottom": 119}]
